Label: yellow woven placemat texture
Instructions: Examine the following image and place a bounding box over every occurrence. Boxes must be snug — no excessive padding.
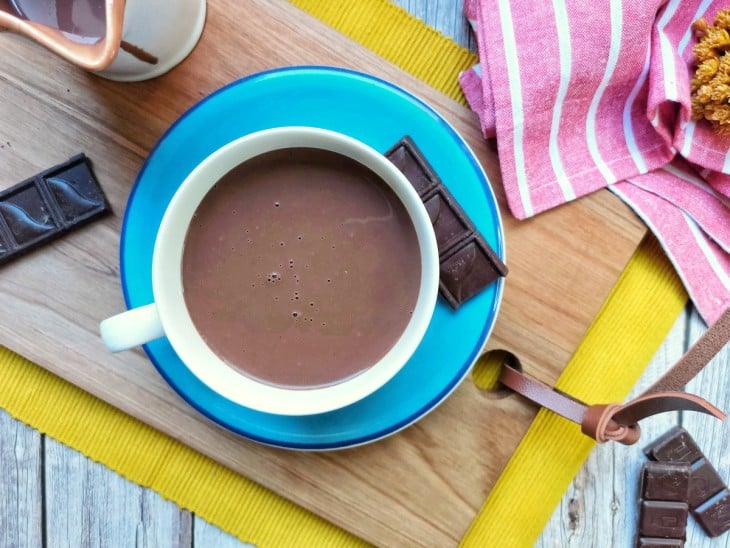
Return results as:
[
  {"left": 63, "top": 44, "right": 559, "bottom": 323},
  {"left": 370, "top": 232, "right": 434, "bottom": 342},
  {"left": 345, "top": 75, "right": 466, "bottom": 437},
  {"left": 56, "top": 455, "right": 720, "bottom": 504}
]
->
[{"left": 0, "top": 1, "right": 687, "bottom": 547}]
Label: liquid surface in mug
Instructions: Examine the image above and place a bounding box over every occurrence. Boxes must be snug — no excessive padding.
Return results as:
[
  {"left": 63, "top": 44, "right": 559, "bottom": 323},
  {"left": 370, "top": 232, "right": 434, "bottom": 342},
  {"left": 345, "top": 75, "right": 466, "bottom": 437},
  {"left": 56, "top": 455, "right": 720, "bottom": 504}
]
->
[
  {"left": 7, "top": 0, "right": 105, "bottom": 40},
  {"left": 181, "top": 148, "right": 422, "bottom": 388}
]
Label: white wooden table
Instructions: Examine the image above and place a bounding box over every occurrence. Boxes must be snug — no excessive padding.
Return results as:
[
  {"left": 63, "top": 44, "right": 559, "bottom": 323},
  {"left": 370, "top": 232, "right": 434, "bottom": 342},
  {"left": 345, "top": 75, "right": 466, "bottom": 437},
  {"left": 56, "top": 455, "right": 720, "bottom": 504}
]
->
[{"left": 1, "top": 2, "right": 728, "bottom": 546}]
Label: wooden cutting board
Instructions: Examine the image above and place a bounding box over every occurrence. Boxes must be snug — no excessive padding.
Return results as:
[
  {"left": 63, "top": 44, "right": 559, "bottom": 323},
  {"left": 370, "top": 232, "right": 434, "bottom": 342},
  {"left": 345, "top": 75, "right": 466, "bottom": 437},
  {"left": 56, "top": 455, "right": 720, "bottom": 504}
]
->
[{"left": 0, "top": 1, "right": 646, "bottom": 546}]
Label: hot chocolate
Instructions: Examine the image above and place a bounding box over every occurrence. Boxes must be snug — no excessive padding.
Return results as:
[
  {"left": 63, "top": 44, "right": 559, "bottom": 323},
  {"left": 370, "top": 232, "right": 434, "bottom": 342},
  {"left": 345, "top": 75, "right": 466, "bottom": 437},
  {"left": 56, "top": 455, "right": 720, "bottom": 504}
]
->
[{"left": 181, "top": 148, "right": 422, "bottom": 389}]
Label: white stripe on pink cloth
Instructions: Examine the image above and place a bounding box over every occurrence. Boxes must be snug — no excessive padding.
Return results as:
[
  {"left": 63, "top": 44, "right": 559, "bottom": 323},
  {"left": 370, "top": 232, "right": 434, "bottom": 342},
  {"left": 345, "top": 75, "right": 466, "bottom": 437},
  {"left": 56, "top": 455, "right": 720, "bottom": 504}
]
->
[
  {"left": 549, "top": 0, "right": 575, "bottom": 202},
  {"left": 622, "top": 41, "right": 652, "bottom": 174},
  {"left": 626, "top": 161, "right": 730, "bottom": 253},
  {"left": 466, "top": 0, "right": 681, "bottom": 218},
  {"left": 460, "top": 0, "right": 730, "bottom": 325},
  {"left": 612, "top": 182, "right": 730, "bottom": 325}
]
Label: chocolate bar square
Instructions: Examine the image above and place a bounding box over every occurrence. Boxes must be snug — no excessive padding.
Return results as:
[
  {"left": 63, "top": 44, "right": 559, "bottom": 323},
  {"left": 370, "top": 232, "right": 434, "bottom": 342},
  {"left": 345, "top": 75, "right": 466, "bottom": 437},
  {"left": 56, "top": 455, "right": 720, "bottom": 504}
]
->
[
  {"left": 0, "top": 182, "right": 58, "bottom": 246},
  {"left": 423, "top": 189, "right": 470, "bottom": 252},
  {"left": 694, "top": 490, "right": 730, "bottom": 538},
  {"left": 639, "top": 500, "right": 689, "bottom": 539},
  {"left": 640, "top": 462, "right": 691, "bottom": 502},
  {"left": 644, "top": 426, "right": 704, "bottom": 464},
  {"left": 384, "top": 137, "right": 439, "bottom": 197},
  {"left": 439, "top": 237, "right": 503, "bottom": 309},
  {"left": 689, "top": 458, "right": 726, "bottom": 508}
]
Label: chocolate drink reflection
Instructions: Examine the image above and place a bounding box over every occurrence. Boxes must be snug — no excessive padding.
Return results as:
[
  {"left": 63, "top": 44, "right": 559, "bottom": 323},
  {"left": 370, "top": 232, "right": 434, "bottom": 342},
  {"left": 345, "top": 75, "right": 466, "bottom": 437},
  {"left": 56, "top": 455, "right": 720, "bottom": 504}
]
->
[{"left": 2, "top": 0, "right": 105, "bottom": 41}]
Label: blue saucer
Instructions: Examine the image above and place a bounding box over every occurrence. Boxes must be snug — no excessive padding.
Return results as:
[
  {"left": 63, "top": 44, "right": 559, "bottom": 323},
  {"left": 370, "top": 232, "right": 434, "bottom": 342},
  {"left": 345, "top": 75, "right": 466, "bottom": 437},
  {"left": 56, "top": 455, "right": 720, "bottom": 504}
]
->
[{"left": 120, "top": 66, "right": 505, "bottom": 450}]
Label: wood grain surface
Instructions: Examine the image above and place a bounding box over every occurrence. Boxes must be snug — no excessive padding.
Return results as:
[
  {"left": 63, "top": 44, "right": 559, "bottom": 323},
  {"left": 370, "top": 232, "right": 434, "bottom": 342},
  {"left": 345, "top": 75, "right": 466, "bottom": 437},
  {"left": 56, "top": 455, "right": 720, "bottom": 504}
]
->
[{"left": 0, "top": 1, "right": 651, "bottom": 546}]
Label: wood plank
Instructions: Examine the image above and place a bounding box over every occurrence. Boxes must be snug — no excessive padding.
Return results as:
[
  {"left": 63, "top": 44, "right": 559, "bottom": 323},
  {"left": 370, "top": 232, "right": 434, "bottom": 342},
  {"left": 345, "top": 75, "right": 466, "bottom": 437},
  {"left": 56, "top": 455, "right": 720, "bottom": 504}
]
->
[
  {"left": 44, "top": 436, "right": 192, "bottom": 547},
  {"left": 0, "top": 410, "right": 42, "bottom": 548},
  {"left": 392, "top": 0, "right": 477, "bottom": 51},
  {"left": 0, "top": 1, "right": 646, "bottom": 545}
]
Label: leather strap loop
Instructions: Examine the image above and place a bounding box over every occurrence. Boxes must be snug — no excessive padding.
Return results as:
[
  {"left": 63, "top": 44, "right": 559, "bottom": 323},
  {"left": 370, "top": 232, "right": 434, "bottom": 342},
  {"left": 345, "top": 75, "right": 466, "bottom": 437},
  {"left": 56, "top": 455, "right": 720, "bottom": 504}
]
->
[
  {"left": 496, "top": 307, "right": 730, "bottom": 445},
  {"left": 499, "top": 362, "right": 724, "bottom": 445},
  {"left": 581, "top": 404, "right": 640, "bottom": 444}
]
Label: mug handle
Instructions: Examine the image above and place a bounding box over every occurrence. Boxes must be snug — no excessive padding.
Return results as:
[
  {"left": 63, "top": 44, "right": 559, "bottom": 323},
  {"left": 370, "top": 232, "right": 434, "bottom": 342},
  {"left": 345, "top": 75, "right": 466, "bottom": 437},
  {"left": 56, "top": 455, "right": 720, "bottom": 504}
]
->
[{"left": 100, "top": 303, "right": 165, "bottom": 352}]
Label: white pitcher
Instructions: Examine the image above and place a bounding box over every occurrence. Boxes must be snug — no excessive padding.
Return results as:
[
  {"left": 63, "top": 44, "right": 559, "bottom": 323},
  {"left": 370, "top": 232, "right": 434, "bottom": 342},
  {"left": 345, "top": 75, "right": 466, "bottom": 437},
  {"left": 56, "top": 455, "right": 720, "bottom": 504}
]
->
[{"left": 0, "top": 0, "right": 206, "bottom": 81}]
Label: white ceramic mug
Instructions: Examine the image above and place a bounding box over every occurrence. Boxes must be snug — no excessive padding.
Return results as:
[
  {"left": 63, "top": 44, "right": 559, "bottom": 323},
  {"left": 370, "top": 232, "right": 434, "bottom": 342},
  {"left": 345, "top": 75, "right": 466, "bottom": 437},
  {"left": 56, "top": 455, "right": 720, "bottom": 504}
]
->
[
  {"left": 100, "top": 127, "right": 440, "bottom": 416},
  {"left": 97, "top": 0, "right": 207, "bottom": 81},
  {"left": 0, "top": 0, "right": 206, "bottom": 81}
]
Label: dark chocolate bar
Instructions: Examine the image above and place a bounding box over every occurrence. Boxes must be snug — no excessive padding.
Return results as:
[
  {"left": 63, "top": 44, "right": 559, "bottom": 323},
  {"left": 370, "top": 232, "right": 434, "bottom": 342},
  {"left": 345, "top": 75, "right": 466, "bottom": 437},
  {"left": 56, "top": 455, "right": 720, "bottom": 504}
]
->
[
  {"left": 637, "top": 461, "right": 691, "bottom": 546},
  {"left": 385, "top": 136, "right": 507, "bottom": 309},
  {"left": 0, "top": 154, "right": 110, "bottom": 265},
  {"left": 644, "top": 426, "right": 730, "bottom": 538}
]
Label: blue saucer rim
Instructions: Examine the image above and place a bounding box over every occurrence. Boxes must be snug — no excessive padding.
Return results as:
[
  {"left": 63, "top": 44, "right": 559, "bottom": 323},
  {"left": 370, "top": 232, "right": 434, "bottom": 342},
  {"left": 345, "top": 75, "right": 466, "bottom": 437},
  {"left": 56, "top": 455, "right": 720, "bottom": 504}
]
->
[{"left": 119, "top": 65, "right": 505, "bottom": 450}]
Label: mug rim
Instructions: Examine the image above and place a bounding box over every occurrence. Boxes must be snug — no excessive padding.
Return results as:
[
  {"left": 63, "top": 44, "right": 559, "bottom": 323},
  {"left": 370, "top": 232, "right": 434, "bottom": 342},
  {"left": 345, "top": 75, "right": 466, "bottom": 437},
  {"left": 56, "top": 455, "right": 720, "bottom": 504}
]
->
[{"left": 150, "top": 126, "right": 440, "bottom": 416}]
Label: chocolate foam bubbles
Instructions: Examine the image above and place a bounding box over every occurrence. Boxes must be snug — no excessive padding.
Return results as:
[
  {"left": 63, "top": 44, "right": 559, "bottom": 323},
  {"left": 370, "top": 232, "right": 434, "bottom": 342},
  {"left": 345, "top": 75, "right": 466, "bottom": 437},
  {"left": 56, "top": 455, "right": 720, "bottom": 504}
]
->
[{"left": 181, "top": 147, "right": 422, "bottom": 389}]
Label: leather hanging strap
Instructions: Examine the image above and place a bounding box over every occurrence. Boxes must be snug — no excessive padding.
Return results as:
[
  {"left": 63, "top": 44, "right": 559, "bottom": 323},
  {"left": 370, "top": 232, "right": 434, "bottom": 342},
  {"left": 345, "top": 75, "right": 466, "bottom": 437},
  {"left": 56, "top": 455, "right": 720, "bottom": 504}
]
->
[
  {"left": 643, "top": 307, "right": 730, "bottom": 393},
  {"left": 498, "top": 307, "right": 730, "bottom": 445}
]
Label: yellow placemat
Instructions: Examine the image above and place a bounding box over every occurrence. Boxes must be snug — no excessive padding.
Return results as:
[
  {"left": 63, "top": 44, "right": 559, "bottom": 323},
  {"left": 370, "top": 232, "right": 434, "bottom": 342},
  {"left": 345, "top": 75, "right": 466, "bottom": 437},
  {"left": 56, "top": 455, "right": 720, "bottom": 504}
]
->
[
  {"left": 0, "top": 1, "right": 687, "bottom": 546},
  {"left": 461, "top": 234, "right": 685, "bottom": 547}
]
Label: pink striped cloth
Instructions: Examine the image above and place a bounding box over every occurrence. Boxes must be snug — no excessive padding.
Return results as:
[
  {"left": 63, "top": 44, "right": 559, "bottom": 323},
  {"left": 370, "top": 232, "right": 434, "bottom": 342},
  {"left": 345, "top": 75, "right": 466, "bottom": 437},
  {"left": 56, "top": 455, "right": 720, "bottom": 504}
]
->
[{"left": 459, "top": 0, "right": 730, "bottom": 325}]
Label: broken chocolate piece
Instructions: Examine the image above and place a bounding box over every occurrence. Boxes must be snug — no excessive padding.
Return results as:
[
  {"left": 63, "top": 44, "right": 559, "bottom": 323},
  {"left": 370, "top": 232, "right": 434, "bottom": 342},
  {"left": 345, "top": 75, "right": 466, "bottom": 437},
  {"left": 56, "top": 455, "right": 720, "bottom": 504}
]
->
[
  {"left": 644, "top": 426, "right": 730, "bottom": 538},
  {"left": 637, "top": 461, "right": 691, "bottom": 546},
  {"left": 694, "top": 490, "right": 730, "bottom": 537},
  {"left": 0, "top": 154, "right": 110, "bottom": 265},
  {"left": 689, "top": 459, "right": 726, "bottom": 508},
  {"left": 385, "top": 136, "right": 507, "bottom": 309}
]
